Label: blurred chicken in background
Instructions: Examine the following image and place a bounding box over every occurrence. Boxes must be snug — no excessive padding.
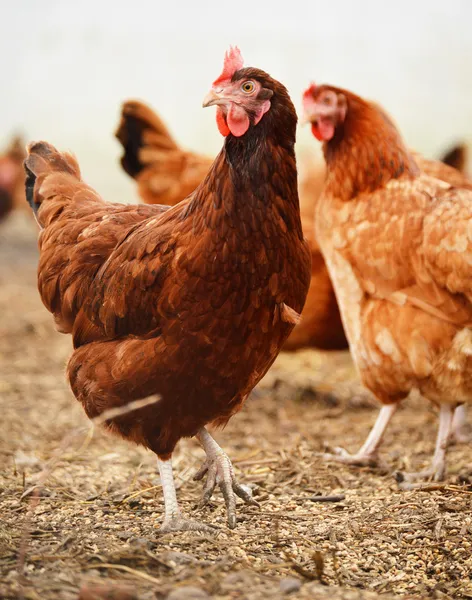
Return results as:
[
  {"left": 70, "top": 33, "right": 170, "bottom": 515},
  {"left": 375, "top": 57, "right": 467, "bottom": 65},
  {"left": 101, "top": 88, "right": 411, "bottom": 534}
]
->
[
  {"left": 0, "top": 136, "right": 26, "bottom": 222},
  {"left": 303, "top": 82, "right": 472, "bottom": 486}
]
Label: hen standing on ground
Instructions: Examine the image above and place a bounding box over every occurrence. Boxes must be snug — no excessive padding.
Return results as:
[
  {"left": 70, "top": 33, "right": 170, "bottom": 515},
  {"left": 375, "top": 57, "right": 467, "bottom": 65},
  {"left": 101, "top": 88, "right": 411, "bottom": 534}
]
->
[
  {"left": 25, "top": 48, "right": 311, "bottom": 531},
  {"left": 303, "top": 83, "right": 472, "bottom": 486}
]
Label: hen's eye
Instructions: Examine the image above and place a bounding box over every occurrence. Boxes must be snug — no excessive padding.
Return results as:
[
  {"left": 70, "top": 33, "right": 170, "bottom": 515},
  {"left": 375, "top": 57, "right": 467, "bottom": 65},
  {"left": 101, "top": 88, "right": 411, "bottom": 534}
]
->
[
  {"left": 323, "top": 96, "right": 332, "bottom": 105},
  {"left": 241, "top": 81, "right": 255, "bottom": 93}
]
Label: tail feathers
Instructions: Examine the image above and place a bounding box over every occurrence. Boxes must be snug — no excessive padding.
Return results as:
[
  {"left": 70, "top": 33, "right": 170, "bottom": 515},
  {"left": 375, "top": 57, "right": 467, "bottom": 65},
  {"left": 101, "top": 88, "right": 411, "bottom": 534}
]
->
[
  {"left": 440, "top": 143, "right": 468, "bottom": 174},
  {"left": 115, "top": 100, "right": 179, "bottom": 178},
  {"left": 24, "top": 141, "right": 81, "bottom": 218}
]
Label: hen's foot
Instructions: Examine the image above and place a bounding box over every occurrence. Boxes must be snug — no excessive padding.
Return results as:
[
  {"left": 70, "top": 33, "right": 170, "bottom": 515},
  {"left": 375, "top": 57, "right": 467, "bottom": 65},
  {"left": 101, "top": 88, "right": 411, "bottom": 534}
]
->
[
  {"left": 394, "top": 464, "right": 446, "bottom": 491},
  {"left": 322, "top": 447, "right": 380, "bottom": 468},
  {"left": 194, "top": 429, "right": 259, "bottom": 529},
  {"left": 322, "top": 404, "right": 397, "bottom": 469},
  {"left": 159, "top": 513, "right": 217, "bottom": 534}
]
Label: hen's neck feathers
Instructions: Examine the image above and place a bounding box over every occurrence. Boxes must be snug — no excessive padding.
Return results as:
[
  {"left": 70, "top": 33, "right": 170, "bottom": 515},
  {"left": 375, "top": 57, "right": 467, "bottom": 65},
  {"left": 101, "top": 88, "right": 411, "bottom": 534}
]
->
[
  {"left": 323, "top": 90, "right": 420, "bottom": 202},
  {"left": 189, "top": 76, "right": 303, "bottom": 239}
]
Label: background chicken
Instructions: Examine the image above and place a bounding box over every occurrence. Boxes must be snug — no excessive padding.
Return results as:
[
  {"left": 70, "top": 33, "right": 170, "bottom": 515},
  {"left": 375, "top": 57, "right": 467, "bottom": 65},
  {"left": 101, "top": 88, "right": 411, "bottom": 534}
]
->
[
  {"left": 303, "top": 82, "right": 472, "bottom": 486},
  {"left": 25, "top": 48, "right": 310, "bottom": 532},
  {"left": 0, "top": 135, "right": 26, "bottom": 222},
  {"left": 115, "top": 101, "right": 212, "bottom": 207}
]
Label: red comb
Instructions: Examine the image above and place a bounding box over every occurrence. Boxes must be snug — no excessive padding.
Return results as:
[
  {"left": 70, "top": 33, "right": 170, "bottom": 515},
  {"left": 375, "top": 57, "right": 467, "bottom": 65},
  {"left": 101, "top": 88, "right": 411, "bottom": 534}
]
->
[
  {"left": 213, "top": 46, "right": 244, "bottom": 86},
  {"left": 303, "top": 82, "right": 317, "bottom": 99}
]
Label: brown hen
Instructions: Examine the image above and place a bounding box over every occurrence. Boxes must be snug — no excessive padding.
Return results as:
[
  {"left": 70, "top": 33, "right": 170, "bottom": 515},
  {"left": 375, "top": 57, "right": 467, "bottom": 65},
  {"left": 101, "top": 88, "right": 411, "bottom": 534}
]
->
[
  {"left": 25, "top": 48, "right": 310, "bottom": 531},
  {"left": 0, "top": 136, "right": 26, "bottom": 222},
  {"left": 303, "top": 83, "right": 472, "bottom": 485}
]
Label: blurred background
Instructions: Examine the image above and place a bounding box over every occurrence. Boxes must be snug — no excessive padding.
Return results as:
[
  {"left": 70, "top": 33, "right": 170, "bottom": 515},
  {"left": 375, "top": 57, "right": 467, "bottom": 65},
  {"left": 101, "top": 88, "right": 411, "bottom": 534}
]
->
[{"left": 1, "top": 0, "right": 471, "bottom": 201}]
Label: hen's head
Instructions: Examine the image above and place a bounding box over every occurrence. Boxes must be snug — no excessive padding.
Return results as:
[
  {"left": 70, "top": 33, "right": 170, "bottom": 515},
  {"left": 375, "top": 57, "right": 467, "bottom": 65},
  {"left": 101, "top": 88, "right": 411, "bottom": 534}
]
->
[
  {"left": 302, "top": 84, "right": 348, "bottom": 142},
  {"left": 203, "top": 47, "right": 278, "bottom": 138}
]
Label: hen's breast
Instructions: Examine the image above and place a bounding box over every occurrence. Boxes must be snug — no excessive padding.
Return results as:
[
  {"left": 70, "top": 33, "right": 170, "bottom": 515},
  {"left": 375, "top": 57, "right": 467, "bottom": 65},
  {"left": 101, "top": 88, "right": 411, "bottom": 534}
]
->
[{"left": 157, "top": 214, "right": 310, "bottom": 397}]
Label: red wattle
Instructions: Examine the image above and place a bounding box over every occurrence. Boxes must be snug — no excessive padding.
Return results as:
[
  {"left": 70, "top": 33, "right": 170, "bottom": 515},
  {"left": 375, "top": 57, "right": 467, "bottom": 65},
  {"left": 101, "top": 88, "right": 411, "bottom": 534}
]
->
[
  {"left": 216, "top": 108, "right": 230, "bottom": 137},
  {"left": 227, "top": 103, "right": 250, "bottom": 137},
  {"left": 312, "top": 119, "right": 335, "bottom": 141}
]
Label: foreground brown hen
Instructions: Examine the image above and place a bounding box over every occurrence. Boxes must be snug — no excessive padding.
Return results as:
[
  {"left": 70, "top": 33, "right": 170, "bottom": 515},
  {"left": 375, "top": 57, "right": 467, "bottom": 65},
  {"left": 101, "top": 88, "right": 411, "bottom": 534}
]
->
[
  {"left": 303, "top": 83, "right": 472, "bottom": 486},
  {"left": 25, "top": 48, "right": 310, "bottom": 531}
]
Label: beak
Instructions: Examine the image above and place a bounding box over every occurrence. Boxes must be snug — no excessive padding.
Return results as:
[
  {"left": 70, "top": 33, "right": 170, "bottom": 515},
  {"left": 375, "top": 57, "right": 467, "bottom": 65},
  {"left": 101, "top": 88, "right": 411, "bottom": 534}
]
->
[
  {"left": 202, "top": 89, "right": 228, "bottom": 108},
  {"left": 300, "top": 107, "right": 317, "bottom": 126}
]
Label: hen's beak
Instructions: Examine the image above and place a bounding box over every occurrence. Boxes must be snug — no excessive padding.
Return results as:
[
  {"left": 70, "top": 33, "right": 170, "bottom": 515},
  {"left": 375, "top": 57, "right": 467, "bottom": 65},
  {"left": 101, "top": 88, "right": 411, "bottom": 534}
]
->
[
  {"left": 300, "top": 108, "right": 317, "bottom": 126},
  {"left": 202, "top": 89, "right": 228, "bottom": 108}
]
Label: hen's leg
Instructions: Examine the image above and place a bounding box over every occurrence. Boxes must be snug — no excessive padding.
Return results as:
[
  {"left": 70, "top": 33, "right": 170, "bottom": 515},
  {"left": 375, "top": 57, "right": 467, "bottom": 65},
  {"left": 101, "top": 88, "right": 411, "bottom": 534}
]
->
[
  {"left": 396, "top": 404, "right": 454, "bottom": 489},
  {"left": 322, "top": 404, "right": 398, "bottom": 467},
  {"left": 157, "top": 458, "right": 215, "bottom": 533},
  {"left": 451, "top": 404, "right": 472, "bottom": 444},
  {"left": 194, "top": 427, "right": 259, "bottom": 529}
]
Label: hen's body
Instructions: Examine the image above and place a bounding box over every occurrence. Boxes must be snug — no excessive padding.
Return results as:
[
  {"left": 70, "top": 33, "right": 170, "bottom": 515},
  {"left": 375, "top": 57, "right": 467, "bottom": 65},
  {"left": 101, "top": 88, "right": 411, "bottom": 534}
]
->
[
  {"left": 318, "top": 172, "right": 472, "bottom": 405},
  {"left": 26, "top": 57, "right": 310, "bottom": 529},
  {"left": 31, "top": 137, "right": 309, "bottom": 458}
]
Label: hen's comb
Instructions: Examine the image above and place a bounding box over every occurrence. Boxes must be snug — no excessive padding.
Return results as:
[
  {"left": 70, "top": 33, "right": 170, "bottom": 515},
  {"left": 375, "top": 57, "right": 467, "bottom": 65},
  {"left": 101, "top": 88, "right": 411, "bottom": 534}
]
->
[
  {"left": 303, "top": 82, "right": 317, "bottom": 100},
  {"left": 213, "top": 46, "right": 244, "bottom": 86}
]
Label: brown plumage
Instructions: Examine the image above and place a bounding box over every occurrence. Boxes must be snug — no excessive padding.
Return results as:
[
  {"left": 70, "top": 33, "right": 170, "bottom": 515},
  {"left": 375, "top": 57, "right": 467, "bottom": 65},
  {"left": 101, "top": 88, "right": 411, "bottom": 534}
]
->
[
  {"left": 26, "top": 50, "right": 311, "bottom": 531},
  {"left": 303, "top": 83, "right": 472, "bottom": 484},
  {"left": 0, "top": 136, "right": 26, "bottom": 222}
]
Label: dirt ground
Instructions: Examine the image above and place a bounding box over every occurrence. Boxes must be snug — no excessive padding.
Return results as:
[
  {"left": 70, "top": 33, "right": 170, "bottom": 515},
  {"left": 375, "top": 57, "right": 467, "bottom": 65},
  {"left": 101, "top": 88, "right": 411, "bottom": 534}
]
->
[{"left": 1, "top": 215, "right": 472, "bottom": 600}]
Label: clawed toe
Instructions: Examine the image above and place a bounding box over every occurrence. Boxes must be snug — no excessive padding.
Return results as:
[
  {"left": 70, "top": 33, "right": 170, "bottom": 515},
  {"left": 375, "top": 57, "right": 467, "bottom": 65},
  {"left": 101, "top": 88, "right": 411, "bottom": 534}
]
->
[
  {"left": 394, "top": 465, "right": 445, "bottom": 490},
  {"left": 322, "top": 447, "right": 379, "bottom": 468},
  {"left": 194, "top": 451, "right": 258, "bottom": 528}
]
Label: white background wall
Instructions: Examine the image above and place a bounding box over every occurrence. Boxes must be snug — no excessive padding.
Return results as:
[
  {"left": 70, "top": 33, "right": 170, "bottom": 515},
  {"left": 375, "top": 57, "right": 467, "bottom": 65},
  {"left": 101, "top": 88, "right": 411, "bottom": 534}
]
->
[{"left": 2, "top": 0, "right": 471, "bottom": 201}]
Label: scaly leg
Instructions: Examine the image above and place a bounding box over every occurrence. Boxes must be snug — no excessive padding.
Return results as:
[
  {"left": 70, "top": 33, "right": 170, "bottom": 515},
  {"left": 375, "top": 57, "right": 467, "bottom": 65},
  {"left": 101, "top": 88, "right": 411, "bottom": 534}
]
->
[
  {"left": 322, "top": 404, "right": 398, "bottom": 467},
  {"left": 396, "top": 404, "right": 454, "bottom": 490},
  {"left": 194, "top": 428, "right": 259, "bottom": 529},
  {"left": 451, "top": 404, "right": 472, "bottom": 444},
  {"left": 157, "top": 458, "right": 215, "bottom": 533}
]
